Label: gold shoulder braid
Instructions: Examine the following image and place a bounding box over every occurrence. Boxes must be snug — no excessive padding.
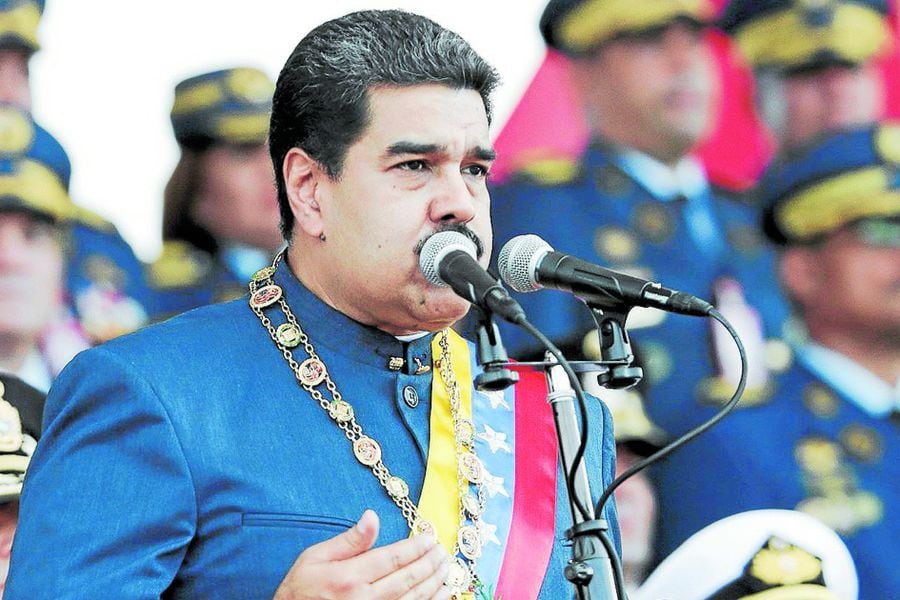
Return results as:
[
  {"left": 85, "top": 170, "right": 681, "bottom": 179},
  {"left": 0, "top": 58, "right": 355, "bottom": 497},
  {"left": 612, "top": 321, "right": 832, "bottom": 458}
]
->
[{"left": 248, "top": 252, "right": 487, "bottom": 599}]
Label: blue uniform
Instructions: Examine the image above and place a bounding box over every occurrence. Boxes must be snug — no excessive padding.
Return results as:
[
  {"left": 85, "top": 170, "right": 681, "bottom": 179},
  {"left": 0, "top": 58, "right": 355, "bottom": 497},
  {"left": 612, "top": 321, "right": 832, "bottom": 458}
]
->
[
  {"left": 65, "top": 213, "right": 151, "bottom": 342},
  {"left": 490, "top": 142, "right": 789, "bottom": 433},
  {"left": 650, "top": 349, "right": 900, "bottom": 599},
  {"left": 8, "top": 262, "right": 619, "bottom": 598},
  {"left": 145, "top": 241, "right": 259, "bottom": 321}
]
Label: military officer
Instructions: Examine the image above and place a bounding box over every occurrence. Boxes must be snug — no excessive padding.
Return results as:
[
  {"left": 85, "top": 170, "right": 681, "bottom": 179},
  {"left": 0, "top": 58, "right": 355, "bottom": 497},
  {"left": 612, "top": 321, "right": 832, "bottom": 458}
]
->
[
  {"left": 147, "top": 67, "right": 283, "bottom": 320},
  {"left": 721, "top": 0, "right": 892, "bottom": 152},
  {"left": 0, "top": 104, "right": 94, "bottom": 390},
  {"left": 650, "top": 124, "right": 900, "bottom": 599},
  {"left": 491, "top": 0, "right": 790, "bottom": 438},
  {"left": 7, "top": 11, "right": 620, "bottom": 599},
  {"left": 1, "top": 0, "right": 151, "bottom": 343}
]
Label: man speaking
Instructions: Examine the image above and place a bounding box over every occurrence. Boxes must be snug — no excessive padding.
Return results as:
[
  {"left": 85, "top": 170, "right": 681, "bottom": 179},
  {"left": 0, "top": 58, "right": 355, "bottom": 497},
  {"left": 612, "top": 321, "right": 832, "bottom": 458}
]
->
[{"left": 6, "top": 10, "right": 619, "bottom": 599}]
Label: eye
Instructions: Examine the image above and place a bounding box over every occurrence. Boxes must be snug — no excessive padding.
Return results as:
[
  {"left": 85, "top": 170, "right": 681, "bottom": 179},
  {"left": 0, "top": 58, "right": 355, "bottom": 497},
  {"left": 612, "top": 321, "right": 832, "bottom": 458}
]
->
[
  {"left": 397, "top": 160, "right": 428, "bottom": 171},
  {"left": 463, "top": 164, "right": 490, "bottom": 178}
]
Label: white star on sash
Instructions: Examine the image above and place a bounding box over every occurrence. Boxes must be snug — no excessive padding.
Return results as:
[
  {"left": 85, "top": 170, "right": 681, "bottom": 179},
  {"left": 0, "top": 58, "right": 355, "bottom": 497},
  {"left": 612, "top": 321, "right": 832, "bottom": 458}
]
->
[
  {"left": 481, "top": 469, "right": 510, "bottom": 498},
  {"left": 482, "top": 390, "right": 510, "bottom": 411},
  {"left": 477, "top": 518, "right": 502, "bottom": 546},
  {"left": 478, "top": 423, "right": 511, "bottom": 454}
]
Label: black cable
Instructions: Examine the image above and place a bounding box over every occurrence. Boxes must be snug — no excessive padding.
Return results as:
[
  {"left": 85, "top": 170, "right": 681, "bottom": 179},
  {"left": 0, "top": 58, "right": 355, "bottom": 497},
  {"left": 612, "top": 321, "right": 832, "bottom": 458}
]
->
[
  {"left": 594, "top": 307, "right": 748, "bottom": 518},
  {"left": 517, "top": 318, "right": 631, "bottom": 597}
]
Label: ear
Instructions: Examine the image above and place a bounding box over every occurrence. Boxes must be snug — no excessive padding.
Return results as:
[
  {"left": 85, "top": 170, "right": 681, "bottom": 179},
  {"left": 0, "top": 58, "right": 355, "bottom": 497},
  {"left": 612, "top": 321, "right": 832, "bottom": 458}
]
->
[
  {"left": 780, "top": 247, "right": 822, "bottom": 309},
  {"left": 283, "top": 147, "right": 326, "bottom": 239}
]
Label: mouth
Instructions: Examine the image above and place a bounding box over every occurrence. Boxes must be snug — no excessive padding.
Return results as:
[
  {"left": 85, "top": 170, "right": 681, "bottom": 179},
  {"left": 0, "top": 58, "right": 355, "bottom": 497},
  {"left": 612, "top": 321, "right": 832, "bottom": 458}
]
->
[{"left": 414, "top": 224, "right": 485, "bottom": 260}]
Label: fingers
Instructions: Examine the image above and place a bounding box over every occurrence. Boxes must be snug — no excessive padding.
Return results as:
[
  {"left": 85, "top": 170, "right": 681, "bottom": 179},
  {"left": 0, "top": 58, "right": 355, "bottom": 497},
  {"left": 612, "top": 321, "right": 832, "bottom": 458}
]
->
[
  {"left": 303, "top": 509, "right": 381, "bottom": 563},
  {"left": 370, "top": 540, "right": 451, "bottom": 600}
]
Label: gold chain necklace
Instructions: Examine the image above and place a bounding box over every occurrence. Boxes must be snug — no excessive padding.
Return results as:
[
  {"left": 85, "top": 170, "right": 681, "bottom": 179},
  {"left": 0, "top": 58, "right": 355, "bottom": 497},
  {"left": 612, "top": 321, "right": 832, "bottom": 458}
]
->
[{"left": 247, "top": 253, "right": 486, "bottom": 597}]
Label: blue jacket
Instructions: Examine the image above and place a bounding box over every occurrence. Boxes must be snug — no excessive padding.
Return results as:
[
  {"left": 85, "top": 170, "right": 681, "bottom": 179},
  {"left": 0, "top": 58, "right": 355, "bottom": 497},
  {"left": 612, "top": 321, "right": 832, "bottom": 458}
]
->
[
  {"left": 650, "top": 358, "right": 900, "bottom": 599},
  {"left": 8, "top": 261, "right": 619, "bottom": 598},
  {"left": 489, "top": 143, "right": 789, "bottom": 434}
]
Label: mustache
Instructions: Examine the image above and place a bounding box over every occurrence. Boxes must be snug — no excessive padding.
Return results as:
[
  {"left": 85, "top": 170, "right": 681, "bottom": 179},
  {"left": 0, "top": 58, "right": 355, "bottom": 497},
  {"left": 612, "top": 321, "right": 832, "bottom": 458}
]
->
[{"left": 415, "top": 224, "right": 485, "bottom": 260}]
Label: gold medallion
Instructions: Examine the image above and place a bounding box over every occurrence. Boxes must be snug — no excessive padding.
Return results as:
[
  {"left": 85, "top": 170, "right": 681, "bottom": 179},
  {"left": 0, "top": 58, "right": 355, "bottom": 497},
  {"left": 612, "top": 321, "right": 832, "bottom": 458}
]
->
[
  {"left": 386, "top": 476, "right": 410, "bottom": 500},
  {"left": 459, "top": 452, "right": 484, "bottom": 484},
  {"left": 298, "top": 358, "right": 327, "bottom": 387},
  {"left": 353, "top": 436, "right": 382, "bottom": 466},
  {"left": 445, "top": 557, "right": 472, "bottom": 593},
  {"left": 249, "top": 284, "right": 282, "bottom": 309},
  {"left": 250, "top": 266, "right": 276, "bottom": 282},
  {"left": 275, "top": 323, "right": 302, "bottom": 348},
  {"left": 462, "top": 493, "right": 483, "bottom": 518},
  {"left": 457, "top": 525, "right": 482, "bottom": 560},
  {"left": 413, "top": 518, "right": 436, "bottom": 538},
  {"left": 328, "top": 400, "right": 354, "bottom": 423},
  {"left": 455, "top": 419, "right": 476, "bottom": 446}
]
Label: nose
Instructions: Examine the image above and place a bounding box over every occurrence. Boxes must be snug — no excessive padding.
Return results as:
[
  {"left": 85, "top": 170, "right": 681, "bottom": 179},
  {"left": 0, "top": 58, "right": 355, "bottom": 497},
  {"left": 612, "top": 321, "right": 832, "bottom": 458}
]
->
[{"left": 428, "top": 170, "right": 477, "bottom": 225}]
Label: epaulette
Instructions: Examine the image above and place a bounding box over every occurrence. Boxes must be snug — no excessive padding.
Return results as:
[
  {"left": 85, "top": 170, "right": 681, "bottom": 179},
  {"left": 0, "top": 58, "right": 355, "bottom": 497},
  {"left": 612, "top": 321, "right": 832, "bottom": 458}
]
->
[
  {"left": 73, "top": 205, "right": 117, "bottom": 233},
  {"left": 509, "top": 155, "right": 582, "bottom": 186},
  {"left": 148, "top": 241, "right": 211, "bottom": 289}
]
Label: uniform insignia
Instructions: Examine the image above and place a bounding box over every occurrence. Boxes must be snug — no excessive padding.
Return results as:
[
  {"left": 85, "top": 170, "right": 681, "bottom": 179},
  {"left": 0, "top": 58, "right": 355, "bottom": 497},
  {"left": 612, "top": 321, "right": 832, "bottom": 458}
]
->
[
  {"left": 637, "top": 341, "right": 674, "bottom": 386},
  {"left": 593, "top": 226, "right": 639, "bottom": 264},
  {"left": 632, "top": 202, "right": 675, "bottom": 244},
  {"left": 697, "top": 376, "right": 774, "bottom": 408},
  {"left": 839, "top": 424, "right": 882, "bottom": 463},
  {"left": 83, "top": 254, "right": 127, "bottom": 289},
  {"left": 794, "top": 436, "right": 884, "bottom": 534},
  {"left": 226, "top": 68, "right": 275, "bottom": 103},
  {"left": 148, "top": 241, "right": 212, "bottom": 289},
  {"left": 0, "top": 106, "right": 35, "bottom": 154},
  {"left": 593, "top": 163, "right": 633, "bottom": 196},
  {"left": 802, "top": 383, "right": 839, "bottom": 419},
  {"left": 0, "top": 396, "right": 24, "bottom": 453},
  {"left": 748, "top": 537, "right": 824, "bottom": 586},
  {"left": 75, "top": 286, "right": 148, "bottom": 342},
  {"left": 725, "top": 225, "right": 764, "bottom": 256},
  {"left": 513, "top": 156, "right": 581, "bottom": 185},
  {"left": 764, "top": 339, "right": 793, "bottom": 374},
  {"left": 875, "top": 124, "right": 900, "bottom": 163}
]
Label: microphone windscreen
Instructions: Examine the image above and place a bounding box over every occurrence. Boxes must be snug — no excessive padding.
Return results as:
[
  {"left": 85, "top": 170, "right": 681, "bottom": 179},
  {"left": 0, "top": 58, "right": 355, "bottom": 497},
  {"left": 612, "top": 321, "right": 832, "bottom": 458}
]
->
[
  {"left": 418, "top": 230, "right": 477, "bottom": 287},
  {"left": 498, "top": 234, "right": 552, "bottom": 293}
]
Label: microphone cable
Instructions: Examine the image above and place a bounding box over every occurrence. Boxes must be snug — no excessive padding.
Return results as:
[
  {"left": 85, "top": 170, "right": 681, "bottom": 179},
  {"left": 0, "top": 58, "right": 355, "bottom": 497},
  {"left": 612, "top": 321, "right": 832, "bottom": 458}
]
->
[{"left": 594, "top": 307, "right": 748, "bottom": 527}]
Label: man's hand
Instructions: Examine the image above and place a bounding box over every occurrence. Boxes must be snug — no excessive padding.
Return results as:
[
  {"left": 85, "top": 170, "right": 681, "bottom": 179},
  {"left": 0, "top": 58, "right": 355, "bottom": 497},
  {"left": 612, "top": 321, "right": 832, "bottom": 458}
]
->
[{"left": 273, "top": 510, "right": 451, "bottom": 600}]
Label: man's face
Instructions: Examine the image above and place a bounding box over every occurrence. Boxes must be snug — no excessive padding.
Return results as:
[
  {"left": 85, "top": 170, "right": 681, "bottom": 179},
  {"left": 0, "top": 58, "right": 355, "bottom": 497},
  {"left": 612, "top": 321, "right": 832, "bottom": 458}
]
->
[
  {"left": 300, "top": 84, "right": 494, "bottom": 335},
  {"left": 780, "top": 64, "right": 884, "bottom": 149},
  {"left": 194, "top": 142, "right": 282, "bottom": 252},
  {"left": 575, "top": 21, "right": 717, "bottom": 161},
  {"left": 0, "top": 501, "right": 18, "bottom": 593},
  {"left": 0, "top": 50, "right": 30, "bottom": 109},
  {"left": 784, "top": 223, "right": 900, "bottom": 345},
  {"left": 0, "top": 211, "right": 64, "bottom": 340}
]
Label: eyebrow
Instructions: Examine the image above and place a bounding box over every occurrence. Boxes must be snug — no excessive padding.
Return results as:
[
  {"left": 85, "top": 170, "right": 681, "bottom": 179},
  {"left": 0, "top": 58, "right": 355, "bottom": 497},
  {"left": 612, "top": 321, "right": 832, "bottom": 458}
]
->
[{"left": 384, "top": 141, "right": 497, "bottom": 161}]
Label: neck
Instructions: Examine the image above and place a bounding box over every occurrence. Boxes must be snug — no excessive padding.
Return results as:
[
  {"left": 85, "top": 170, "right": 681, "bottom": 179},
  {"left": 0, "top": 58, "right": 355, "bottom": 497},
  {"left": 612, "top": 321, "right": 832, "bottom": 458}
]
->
[
  {"left": 808, "top": 326, "right": 900, "bottom": 386},
  {"left": 0, "top": 333, "right": 37, "bottom": 374}
]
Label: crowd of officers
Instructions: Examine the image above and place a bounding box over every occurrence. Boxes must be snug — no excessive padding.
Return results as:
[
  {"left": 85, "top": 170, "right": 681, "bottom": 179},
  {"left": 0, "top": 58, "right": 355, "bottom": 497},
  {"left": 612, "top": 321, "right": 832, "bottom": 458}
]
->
[{"left": 0, "top": 0, "right": 897, "bottom": 597}]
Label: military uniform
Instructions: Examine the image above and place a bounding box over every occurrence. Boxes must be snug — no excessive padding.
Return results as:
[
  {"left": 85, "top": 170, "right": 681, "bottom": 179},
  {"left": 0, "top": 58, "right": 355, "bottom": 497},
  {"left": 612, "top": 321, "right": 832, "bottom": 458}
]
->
[
  {"left": 491, "top": 142, "right": 789, "bottom": 433},
  {"left": 9, "top": 261, "right": 620, "bottom": 598},
  {"left": 148, "top": 67, "right": 277, "bottom": 321},
  {"left": 651, "top": 124, "right": 900, "bottom": 599}
]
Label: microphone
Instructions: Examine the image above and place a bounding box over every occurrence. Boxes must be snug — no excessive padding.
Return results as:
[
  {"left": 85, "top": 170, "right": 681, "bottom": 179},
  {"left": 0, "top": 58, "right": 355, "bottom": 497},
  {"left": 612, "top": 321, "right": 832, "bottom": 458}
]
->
[
  {"left": 498, "top": 234, "right": 713, "bottom": 317},
  {"left": 419, "top": 230, "right": 526, "bottom": 324}
]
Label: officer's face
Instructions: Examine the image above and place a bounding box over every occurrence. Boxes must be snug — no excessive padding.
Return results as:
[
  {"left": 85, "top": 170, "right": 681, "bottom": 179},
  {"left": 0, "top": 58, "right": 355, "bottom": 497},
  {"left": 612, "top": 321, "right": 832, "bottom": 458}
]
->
[
  {"left": 0, "top": 500, "right": 18, "bottom": 594},
  {"left": 574, "top": 21, "right": 717, "bottom": 162},
  {"left": 287, "top": 84, "right": 494, "bottom": 335},
  {"left": 194, "top": 142, "right": 282, "bottom": 252},
  {"left": 782, "top": 223, "right": 900, "bottom": 349},
  {"left": 780, "top": 63, "right": 884, "bottom": 150},
  {"left": 0, "top": 211, "right": 64, "bottom": 344},
  {"left": 0, "top": 51, "right": 30, "bottom": 109}
]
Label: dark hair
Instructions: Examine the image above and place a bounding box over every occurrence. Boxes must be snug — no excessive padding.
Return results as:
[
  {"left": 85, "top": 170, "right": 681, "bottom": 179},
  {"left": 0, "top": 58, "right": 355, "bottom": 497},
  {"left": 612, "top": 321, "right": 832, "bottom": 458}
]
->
[{"left": 269, "top": 9, "right": 500, "bottom": 238}]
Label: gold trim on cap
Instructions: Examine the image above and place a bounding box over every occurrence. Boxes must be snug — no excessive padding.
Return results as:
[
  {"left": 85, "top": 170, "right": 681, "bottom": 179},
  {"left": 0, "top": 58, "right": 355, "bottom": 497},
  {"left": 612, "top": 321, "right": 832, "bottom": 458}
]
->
[
  {"left": 215, "top": 113, "right": 270, "bottom": 144},
  {"left": 775, "top": 167, "right": 900, "bottom": 240},
  {"left": 0, "top": 2, "right": 41, "bottom": 51},
  {"left": 171, "top": 81, "right": 224, "bottom": 115},
  {"left": 734, "top": 4, "right": 888, "bottom": 69},
  {"left": 557, "top": 0, "right": 712, "bottom": 53},
  {"left": 0, "top": 159, "right": 74, "bottom": 221}
]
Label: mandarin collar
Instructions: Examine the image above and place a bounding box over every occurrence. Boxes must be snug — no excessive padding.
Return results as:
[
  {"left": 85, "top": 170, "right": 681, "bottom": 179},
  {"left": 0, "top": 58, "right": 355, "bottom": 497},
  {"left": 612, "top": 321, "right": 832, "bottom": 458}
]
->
[{"left": 272, "top": 257, "right": 433, "bottom": 370}]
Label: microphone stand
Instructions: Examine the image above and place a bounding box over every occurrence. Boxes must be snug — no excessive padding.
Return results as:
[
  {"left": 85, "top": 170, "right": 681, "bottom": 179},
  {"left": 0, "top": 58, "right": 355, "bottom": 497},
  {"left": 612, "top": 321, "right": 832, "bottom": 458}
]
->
[{"left": 471, "top": 306, "right": 519, "bottom": 391}]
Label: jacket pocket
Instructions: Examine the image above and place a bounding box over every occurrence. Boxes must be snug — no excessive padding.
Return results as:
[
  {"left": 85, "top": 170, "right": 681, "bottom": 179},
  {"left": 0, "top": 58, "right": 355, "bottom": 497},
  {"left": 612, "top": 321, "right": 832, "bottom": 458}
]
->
[{"left": 241, "top": 512, "right": 356, "bottom": 532}]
